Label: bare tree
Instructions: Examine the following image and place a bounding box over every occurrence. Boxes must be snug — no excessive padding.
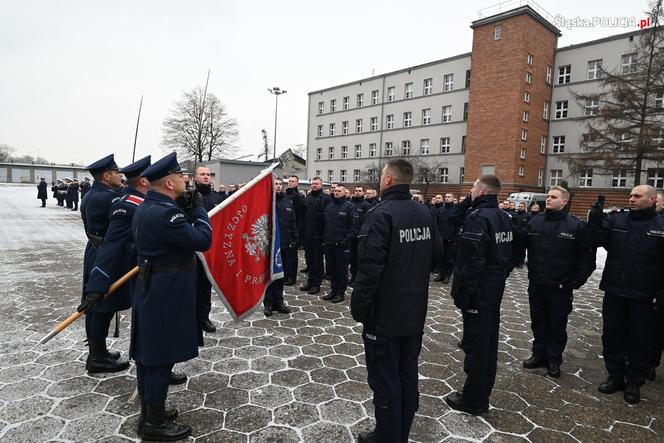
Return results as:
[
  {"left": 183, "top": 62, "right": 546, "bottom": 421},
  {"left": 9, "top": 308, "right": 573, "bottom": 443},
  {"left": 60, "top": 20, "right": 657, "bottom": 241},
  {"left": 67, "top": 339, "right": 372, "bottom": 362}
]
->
[
  {"left": 0, "top": 144, "right": 15, "bottom": 162},
  {"left": 568, "top": 1, "right": 664, "bottom": 185},
  {"left": 413, "top": 158, "right": 447, "bottom": 197},
  {"left": 291, "top": 144, "right": 307, "bottom": 160},
  {"left": 361, "top": 161, "right": 382, "bottom": 184},
  {"left": 162, "top": 87, "right": 239, "bottom": 162}
]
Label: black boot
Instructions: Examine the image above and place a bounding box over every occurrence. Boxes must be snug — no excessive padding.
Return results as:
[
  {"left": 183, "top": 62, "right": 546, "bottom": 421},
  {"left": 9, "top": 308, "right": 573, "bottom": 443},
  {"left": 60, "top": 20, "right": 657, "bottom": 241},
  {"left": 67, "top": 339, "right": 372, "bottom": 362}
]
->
[
  {"left": 137, "top": 399, "right": 179, "bottom": 437},
  {"left": 169, "top": 371, "right": 187, "bottom": 385},
  {"left": 98, "top": 339, "right": 120, "bottom": 360},
  {"left": 624, "top": 382, "right": 640, "bottom": 404},
  {"left": 142, "top": 404, "right": 190, "bottom": 441},
  {"left": 646, "top": 367, "right": 656, "bottom": 381},
  {"left": 358, "top": 431, "right": 376, "bottom": 443},
  {"left": 273, "top": 302, "right": 292, "bottom": 314},
  {"left": 264, "top": 304, "right": 273, "bottom": 317},
  {"left": 598, "top": 376, "right": 625, "bottom": 394},
  {"left": 523, "top": 355, "right": 548, "bottom": 370},
  {"left": 86, "top": 341, "right": 130, "bottom": 374}
]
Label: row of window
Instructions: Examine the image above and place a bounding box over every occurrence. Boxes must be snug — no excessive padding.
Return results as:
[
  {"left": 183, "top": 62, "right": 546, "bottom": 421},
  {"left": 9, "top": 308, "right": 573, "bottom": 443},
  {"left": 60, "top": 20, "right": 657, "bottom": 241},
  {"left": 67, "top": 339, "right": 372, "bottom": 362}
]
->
[
  {"left": 316, "top": 136, "right": 468, "bottom": 160},
  {"left": 556, "top": 53, "right": 638, "bottom": 85},
  {"left": 548, "top": 168, "right": 664, "bottom": 188},
  {"left": 316, "top": 72, "right": 472, "bottom": 115},
  {"left": 313, "top": 167, "right": 464, "bottom": 184},
  {"left": 316, "top": 104, "right": 469, "bottom": 138}
]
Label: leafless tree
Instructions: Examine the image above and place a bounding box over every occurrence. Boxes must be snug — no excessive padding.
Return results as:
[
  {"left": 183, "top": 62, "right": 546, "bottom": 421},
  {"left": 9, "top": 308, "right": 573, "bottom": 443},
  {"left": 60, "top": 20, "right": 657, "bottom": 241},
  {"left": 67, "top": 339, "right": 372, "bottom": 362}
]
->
[
  {"left": 0, "top": 144, "right": 15, "bottom": 162},
  {"left": 413, "top": 158, "right": 448, "bottom": 197}
]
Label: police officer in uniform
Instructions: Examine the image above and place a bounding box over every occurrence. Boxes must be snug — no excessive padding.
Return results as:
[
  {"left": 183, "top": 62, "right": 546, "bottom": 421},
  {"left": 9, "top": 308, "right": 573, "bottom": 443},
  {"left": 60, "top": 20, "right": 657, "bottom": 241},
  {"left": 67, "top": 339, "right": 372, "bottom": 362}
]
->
[
  {"left": 264, "top": 177, "right": 296, "bottom": 316},
  {"left": 649, "top": 192, "right": 664, "bottom": 380},
  {"left": 131, "top": 153, "right": 212, "bottom": 440},
  {"left": 446, "top": 175, "right": 513, "bottom": 415},
  {"left": 80, "top": 177, "right": 91, "bottom": 200},
  {"left": 285, "top": 175, "right": 304, "bottom": 285},
  {"left": 351, "top": 159, "right": 442, "bottom": 443},
  {"left": 433, "top": 193, "right": 459, "bottom": 284},
  {"left": 588, "top": 185, "right": 664, "bottom": 403},
  {"left": 69, "top": 178, "right": 80, "bottom": 211},
  {"left": 321, "top": 185, "right": 358, "bottom": 304},
  {"left": 300, "top": 177, "right": 333, "bottom": 295},
  {"left": 194, "top": 165, "right": 224, "bottom": 333},
  {"left": 514, "top": 186, "right": 595, "bottom": 378},
  {"left": 37, "top": 177, "right": 48, "bottom": 207},
  {"left": 349, "top": 186, "right": 371, "bottom": 286},
  {"left": 78, "top": 154, "right": 125, "bottom": 373}
]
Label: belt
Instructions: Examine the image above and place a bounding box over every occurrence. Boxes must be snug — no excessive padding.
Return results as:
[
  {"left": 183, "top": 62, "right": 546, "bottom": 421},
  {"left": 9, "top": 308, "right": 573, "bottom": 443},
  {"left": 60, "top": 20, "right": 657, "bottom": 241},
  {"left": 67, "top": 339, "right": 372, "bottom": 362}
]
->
[{"left": 138, "top": 256, "right": 196, "bottom": 290}]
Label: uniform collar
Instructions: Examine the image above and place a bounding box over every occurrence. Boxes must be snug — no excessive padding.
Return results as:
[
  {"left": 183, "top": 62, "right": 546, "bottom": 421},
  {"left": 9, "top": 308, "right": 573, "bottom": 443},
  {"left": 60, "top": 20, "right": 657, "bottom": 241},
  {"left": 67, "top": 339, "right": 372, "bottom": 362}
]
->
[
  {"left": 381, "top": 184, "right": 411, "bottom": 201},
  {"left": 126, "top": 186, "right": 146, "bottom": 198},
  {"left": 146, "top": 190, "right": 175, "bottom": 203},
  {"left": 471, "top": 194, "right": 498, "bottom": 209},
  {"left": 629, "top": 206, "right": 656, "bottom": 220}
]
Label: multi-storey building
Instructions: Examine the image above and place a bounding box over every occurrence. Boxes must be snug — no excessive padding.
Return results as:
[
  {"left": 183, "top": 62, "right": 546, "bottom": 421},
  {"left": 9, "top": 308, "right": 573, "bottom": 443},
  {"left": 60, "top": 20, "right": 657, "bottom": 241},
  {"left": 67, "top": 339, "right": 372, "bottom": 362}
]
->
[{"left": 306, "top": 3, "right": 662, "bottom": 208}]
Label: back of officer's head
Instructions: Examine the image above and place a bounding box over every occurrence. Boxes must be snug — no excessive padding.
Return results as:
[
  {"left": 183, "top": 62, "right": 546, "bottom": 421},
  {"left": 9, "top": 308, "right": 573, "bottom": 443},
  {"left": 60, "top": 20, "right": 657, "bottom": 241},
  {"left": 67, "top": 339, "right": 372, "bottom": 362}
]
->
[
  {"left": 381, "top": 159, "right": 413, "bottom": 193},
  {"left": 476, "top": 175, "right": 501, "bottom": 195}
]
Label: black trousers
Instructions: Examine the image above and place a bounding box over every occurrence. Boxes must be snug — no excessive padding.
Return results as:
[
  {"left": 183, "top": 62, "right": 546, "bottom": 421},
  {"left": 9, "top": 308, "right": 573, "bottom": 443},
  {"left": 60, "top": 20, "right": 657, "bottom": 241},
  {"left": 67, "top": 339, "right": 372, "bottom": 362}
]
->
[
  {"left": 363, "top": 330, "right": 422, "bottom": 443},
  {"left": 136, "top": 361, "right": 174, "bottom": 406},
  {"left": 441, "top": 239, "right": 455, "bottom": 277},
  {"left": 327, "top": 244, "right": 350, "bottom": 296},
  {"left": 72, "top": 200, "right": 78, "bottom": 211},
  {"left": 195, "top": 258, "right": 212, "bottom": 322},
  {"left": 282, "top": 245, "right": 297, "bottom": 282},
  {"left": 264, "top": 278, "right": 284, "bottom": 307},
  {"left": 602, "top": 293, "right": 654, "bottom": 385},
  {"left": 651, "top": 304, "right": 664, "bottom": 368},
  {"left": 40, "top": 198, "right": 46, "bottom": 207},
  {"left": 85, "top": 311, "right": 115, "bottom": 341},
  {"left": 350, "top": 238, "right": 359, "bottom": 279},
  {"left": 528, "top": 283, "right": 573, "bottom": 365},
  {"left": 461, "top": 308, "right": 500, "bottom": 408},
  {"left": 304, "top": 237, "right": 324, "bottom": 286}
]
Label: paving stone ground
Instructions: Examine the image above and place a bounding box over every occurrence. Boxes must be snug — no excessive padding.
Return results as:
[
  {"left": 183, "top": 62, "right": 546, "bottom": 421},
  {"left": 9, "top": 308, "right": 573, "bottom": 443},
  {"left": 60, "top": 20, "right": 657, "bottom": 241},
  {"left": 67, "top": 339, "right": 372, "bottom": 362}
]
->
[{"left": 0, "top": 184, "right": 662, "bottom": 442}]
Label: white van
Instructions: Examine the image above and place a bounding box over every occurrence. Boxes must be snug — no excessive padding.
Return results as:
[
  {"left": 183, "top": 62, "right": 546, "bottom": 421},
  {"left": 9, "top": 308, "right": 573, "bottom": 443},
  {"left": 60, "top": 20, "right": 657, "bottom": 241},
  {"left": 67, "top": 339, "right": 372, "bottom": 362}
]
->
[{"left": 508, "top": 192, "right": 548, "bottom": 210}]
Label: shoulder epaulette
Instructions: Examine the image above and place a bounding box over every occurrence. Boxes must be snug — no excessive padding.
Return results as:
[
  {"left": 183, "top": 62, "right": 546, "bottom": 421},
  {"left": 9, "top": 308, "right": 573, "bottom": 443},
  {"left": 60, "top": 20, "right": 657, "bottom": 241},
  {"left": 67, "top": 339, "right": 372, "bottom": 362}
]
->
[{"left": 126, "top": 195, "right": 145, "bottom": 206}]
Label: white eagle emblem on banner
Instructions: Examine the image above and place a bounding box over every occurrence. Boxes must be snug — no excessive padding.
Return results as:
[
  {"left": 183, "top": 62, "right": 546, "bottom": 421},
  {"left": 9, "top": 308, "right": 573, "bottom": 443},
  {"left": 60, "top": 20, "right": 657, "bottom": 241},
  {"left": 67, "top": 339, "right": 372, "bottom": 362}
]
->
[{"left": 242, "top": 214, "right": 270, "bottom": 262}]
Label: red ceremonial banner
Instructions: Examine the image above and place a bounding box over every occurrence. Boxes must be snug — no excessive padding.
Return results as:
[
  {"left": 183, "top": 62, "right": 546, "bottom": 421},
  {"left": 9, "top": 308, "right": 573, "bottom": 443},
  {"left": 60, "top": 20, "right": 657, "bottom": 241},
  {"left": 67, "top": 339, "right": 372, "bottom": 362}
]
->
[{"left": 199, "top": 166, "right": 282, "bottom": 319}]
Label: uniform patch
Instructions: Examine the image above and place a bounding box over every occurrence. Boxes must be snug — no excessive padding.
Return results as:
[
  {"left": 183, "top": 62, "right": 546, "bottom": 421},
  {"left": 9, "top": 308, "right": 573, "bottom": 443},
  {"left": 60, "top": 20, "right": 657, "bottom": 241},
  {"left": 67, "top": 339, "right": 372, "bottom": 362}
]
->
[
  {"left": 112, "top": 208, "right": 127, "bottom": 216},
  {"left": 169, "top": 213, "right": 186, "bottom": 223},
  {"left": 126, "top": 195, "right": 145, "bottom": 206}
]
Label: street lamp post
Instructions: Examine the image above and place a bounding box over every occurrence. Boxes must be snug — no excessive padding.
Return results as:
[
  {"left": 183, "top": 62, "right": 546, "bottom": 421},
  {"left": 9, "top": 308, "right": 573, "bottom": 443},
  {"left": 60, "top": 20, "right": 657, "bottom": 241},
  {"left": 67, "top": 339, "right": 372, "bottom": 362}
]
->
[{"left": 267, "top": 87, "right": 287, "bottom": 161}]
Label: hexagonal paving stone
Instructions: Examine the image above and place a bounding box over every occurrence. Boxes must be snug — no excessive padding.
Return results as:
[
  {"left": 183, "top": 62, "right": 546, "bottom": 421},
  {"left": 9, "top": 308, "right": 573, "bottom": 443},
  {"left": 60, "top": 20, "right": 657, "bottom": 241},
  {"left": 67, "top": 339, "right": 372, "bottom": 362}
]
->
[
  {"left": 274, "top": 401, "right": 320, "bottom": 428},
  {"left": 235, "top": 345, "right": 268, "bottom": 360},
  {"left": 311, "top": 367, "right": 347, "bottom": 386},
  {"left": 230, "top": 372, "right": 270, "bottom": 390},
  {"left": 0, "top": 378, "right": 50, "bottom": 402},
  {"left": 294, "top": 383, "right": 336, "bottom": 405},
  {"left": 213, "top": 357, "right": 250, "bottom": 374},
  {"left": 288, "top": 355, "right": 323, "bottom": 371},
  {"left": 320, "top": 398, "right": 365, "bottom": 425},
  {"left": 0, "top": 363, "right": 45, "bottom": 383},
  {"left": 302, "top": 343, "right": 335, "bottom": 357},
  {"left": 205, "top": 387, "right": 249, "bottom": 411},
  {"left": 0, "top": 416, "right": 64, "bottom": 442},
  {"left": 60, "top": 412, "right": 122, "bottom": 441},
  {"left": 251, "top": 355, "right": 287, "bottom": 373},
  {"left": 250, "top": 426, "right": 300, "bottom": 442},
  {"left": 41, "top": 360, "right": 88, "bottom": 381},
  {"left": 302, "top": 421, "right": 352, "bottom": 443},
  {"left": 271, "top": 369, "right": 310, "bottom": 388},
  {"left": 250, "top": 385, "right": 293, "bottom": 409},
  {"left": 225, "top": 404, "right": 272, "bottom": 433},
  {"left": 252, "top": 335, "right": 282, "bottom": 347},
  {"left": 104, "top": 393, "right": 141, "bottom": 417},
  {"left": 440, "top": 410, "right": 492, "bottom": 440},
  {"left": 485, "top": 409, "right": 535, "bottom": 435},
  {"left": 178, "top": 407, "right": 226, "bottom": 437},
  {"left": 0, "top": 395, "right": 53, "bottom": 424},
  {"left": 198, "top": 345, "right": 234, "bottom": 361},
  {"left": 93, "top": 375, "right": 135, "bottom": 396},
  {"left": 268, "top": 344, "right": 300, "bottom": 359},
  {"left": 187, "top": 372, "right": 230, "bottom": 393},
  {"left": 165, "top": 389, "right": 205, "bottom": 413},
  {"left": 334, "top": 381, "right": 373, "bottom": 402},
  {"left": 197, "top": 429, "right": 247, "bottom": 443},
  {"left": 53, "top": 392, "right": 109, "bottom": 419},
  {"left": 409, "top": 414, "right": 449, "bottom": 442}
]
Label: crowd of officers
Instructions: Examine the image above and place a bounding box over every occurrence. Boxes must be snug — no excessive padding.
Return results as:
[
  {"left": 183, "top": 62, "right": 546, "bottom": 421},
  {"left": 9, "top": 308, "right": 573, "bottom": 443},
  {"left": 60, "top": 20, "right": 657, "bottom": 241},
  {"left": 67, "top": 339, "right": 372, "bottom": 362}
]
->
[
  {"left": 36, "top": 176, "right": 91, "bottom": 209},
  {"left": 69, "top": 151, "right": 664, "bottom": 443}
]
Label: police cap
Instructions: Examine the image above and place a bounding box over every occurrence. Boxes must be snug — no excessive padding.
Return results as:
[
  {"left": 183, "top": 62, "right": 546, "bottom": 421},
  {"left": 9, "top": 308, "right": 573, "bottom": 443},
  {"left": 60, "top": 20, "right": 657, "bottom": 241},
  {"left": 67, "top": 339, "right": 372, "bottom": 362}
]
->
[
  {"left": 120, "top": 155, "right": 151, "bottom": 179},
  {"left": 87, "top": 154, "right": 119, "bottom": 175},
  {"left": 141, "top": 152, "right": 187, "bottom": 182}
]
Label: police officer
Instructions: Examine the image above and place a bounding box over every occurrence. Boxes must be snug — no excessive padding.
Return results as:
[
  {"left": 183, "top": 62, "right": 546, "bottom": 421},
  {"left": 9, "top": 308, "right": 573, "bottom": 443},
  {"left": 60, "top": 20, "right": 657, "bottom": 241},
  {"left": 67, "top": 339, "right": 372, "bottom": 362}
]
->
[
  {"left": 131, "top": 153, "right": 212, "bottom": 440},
  {"left": 64, "top": 178, "right": 73, "bottom": 209},
  {"left": 588, "top": 185, "right": 664, "bottom": 404},
  {"left": 264, "top": 178, "right": 296, "bottom": 316},
  {"left": 194, "top": 165, "right": 224, "bottom": 333},
  {"left": 300, "top": 177, "right": 333, "bottom": 295},
  {"left": 649, "top": 192, "right": 664, "bottom": 380},
  {"left": 433, "top": 193, "right": 459, "bottom": 284},
  {"left": 321, "top": 185, "right": 358, "bottom": 304},
  {"left": 351, "top": 159, "right": 442, "bottom": 443},
  {"left": 68, "top": 178, "right": 80, "bottom": 211},
  {"left": 78, "top": 154, "right": 125, "bottom": 373},
  {"left": 349, "top": 186, "right": 371, "bottom": 286},
  {"left": 365, "top": 188, "right": 379, "bottom": 207},
  {"left": 56, "top": 180, "right": 66, "bottom": 206},
  {"left": 514, "top": 186, "right": 595, "bottom": 378},
  {"left": 446, "top": 175, "right": 513, "bottom": 415},
  {"left": 285, "top": 175, "right": 304, "bottom": 285},
  {"left": 37, "top": 177, "right": 47, "bottom": 207},
  {"left": 80, "top": 177, "right": 91, "bottom": 200}
]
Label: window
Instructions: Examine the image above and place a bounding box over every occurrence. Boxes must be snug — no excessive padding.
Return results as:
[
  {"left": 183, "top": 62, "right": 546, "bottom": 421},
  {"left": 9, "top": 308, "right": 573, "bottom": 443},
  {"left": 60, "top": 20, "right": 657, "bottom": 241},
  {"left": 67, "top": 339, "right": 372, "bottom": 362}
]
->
[
  {"left": 405, "top": 82, "right": 413, "bottom": 98},
  {"left": 402, "top": 140, "right": 411, "bottom": 155},
  {"left": 439, "top": 167, "right": 449, "bottom": 183},
  {"left": 371, "top": 90, "right": 379, "bottom": 105},
  {"left": 585, "top": 98, "right": 599, "bottom": 116},
  {"left": 403, "top": 112, "right": 412, "bottom": 127},
  {"left": 546, "top": 65, "right": 552, "bottom": 84},
  {"left": 316, "top": 147, "right": 322, "bottom": 160},
  {"left": 343, "top": 96, "right": 349, "bottom": 110},
  {"left": 422, "top": 108, "right": 431, "bottom": 125},
  {"left": 579, "top": 169, "right": 593, "bottom": 187},
  {"left": 461, "top": 135, "right": 466, "bottom": 153},
  {"left": 583, "top": 132, "right": 599, "bottom": 145},
  {"left": 540, "top": 135, "right": 547, "bottom": 154},
  {"left": 655, "top": 92, "right": 664, "bottom": 109},
  {"left": 527, "top": 53, "right": 533, "bottom": 65},
  {"left": 612, "top": 170, "right": 626, "bottom": 188},
  {"left": 317, "top": 125, "right": 323, "bottom": 137},
  {"left": 550, "top": 169, "right": 563, "bottom": 186},
  {"left": 370, "top": 117, "right": 378, "bottom": 131},
  {"left": 386, "top": 114, "right": 394, "bottom": 129},
  {"left": 555, "top": 100, "right": 568, "bottom": 119},
  {"left": 342, "top": 121, "right": 349, "bottom": 135},
  {"left": 520, "top": 147, "right": 526, "bottom": 159},
  {"left": 494, "top": 24, "right": 502, "bottom": 40},
  {"left": 538, "top": 169, "right": 544, "bottom": 186},
  {"left": 543, "top": 101, "right": 550, "bottom": 120},
  {"left": 341, "top": 145, "right": 348, "bottom": 159},
  {"left": 440, "top": 137, "right": 450, "bottom": 153},
  {"left": 459, "top": 167, "right": 465, "bottom": 183},
  {"left": 481, "top": 165, "right": 496, "bottom": 175},
  {"left": 463, "top": 102, "right": 469, "bottom": 121},
  {"left": 420, "top": 139, "right": 430, "bottom": 155},
  {"left": 465, "top": 70, "right": 471, "bottom": 88},
  {"left": 524, "top": 91, "right": 531, "bottom": 103},
  {"left": 369, "top": 143, "right": 377, "bottom": 157},
  {"left": 518, "top": 165, "right": 525, "bottom": 176},
  {"left": 423, "top": 78, "right": 433, "bottom": 95},
  {"left": 558, "top": 65, "right": 571, "bottom": 84},
  {"left": 523, "top": 110, "right": 529, "bottom": 122},
  {"left": 357, "top": 93, "right": 364, "bottom": 108},
  {"left": 315, "top": 170, "right": 321, "bottom": 178},
  {"left": 587, "top": 59, "right": 602, "bottom": 80},
  {"left": 444, "top": 74, "right": 454, "bottom": 92},
  {"left": 328, "top": 146, "right": 334, "bottom": 160},
  {"left": 329, "top": 123, "right": 335, "bottom": 136},
  {"left": 387, "top": 87, "right": 395, "bottom": 102},
  {"left": 621, "top": 53, "right": 637, "bottom": 75},
  {"left": 552, "top": 136, "right": 565, "bottom": 153},
  {"left": 385, "top": 142, "right": 393, "bottom": 156},
  {"left": 355, "top": 144, "right": 362, "bottom": 158},
  {"left": 354, "top": 169, "right": 361, "bottom": 182},
  {"left": 340, "top": 169, "right": 347, "bottom": 182},
  {"left": 328, "top": 170, "right": 334, "bottom": 182},
  {"left": 356, "top": 119, "right": 363, "bottom": 133},
  {"left": 330, "top": 99, "right": 336, "bottom": 112},
  {"left": 521, "top": 129, "right": 528, "bottom": 141},
  {"left": 442, "top": 106, "right": 452, "bottom": 123},
  {"left": 368, "top": 168, "right": 378, "bottom": 182},
  {"left": 525, "top": 71, "right": 533, "bottom": 84},
  {"left": 318, "top": 101, "right": 324, "bottom": 114},
  {"left": 648, "top": 168, "right": 664, "bottom": 188}
]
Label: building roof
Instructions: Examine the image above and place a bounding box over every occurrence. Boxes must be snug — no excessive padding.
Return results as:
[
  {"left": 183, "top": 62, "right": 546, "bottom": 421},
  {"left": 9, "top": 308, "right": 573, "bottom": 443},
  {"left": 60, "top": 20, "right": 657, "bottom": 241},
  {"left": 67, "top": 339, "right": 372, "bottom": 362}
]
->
[
  {"left": 471, "top": 5, "right": 561, "bottom": 36},
  {"left": 556, "top": 26, "right": 654, "bottom": 53}
]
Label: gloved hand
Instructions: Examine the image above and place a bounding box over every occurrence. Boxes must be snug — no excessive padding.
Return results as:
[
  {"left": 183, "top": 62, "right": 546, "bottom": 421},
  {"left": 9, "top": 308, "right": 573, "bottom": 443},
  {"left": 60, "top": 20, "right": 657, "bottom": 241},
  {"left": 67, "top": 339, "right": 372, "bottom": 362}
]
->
[
  {"left": 588, "top": 194, "right": 605, "bottom": 225},
  {"left": 76, "top": 292, "right": 104, "bottom": 312},
  {"left": 191, "top": 191, "right": 204, "bottom": 208}
]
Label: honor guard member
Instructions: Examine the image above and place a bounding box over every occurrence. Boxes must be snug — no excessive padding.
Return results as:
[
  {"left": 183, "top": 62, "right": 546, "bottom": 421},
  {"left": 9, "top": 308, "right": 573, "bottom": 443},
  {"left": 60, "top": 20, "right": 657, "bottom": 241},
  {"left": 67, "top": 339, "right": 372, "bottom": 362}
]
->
[
  {"left": 56, "top": 180, "right": 67, "bottom": 206},
  {"left": 587, "top": 185, "right": 664, "bottom": 404},
  {"left": 80, "top": 177, "right": 91, "bottom": 200},
  {"left": 37, "top": 177, "right": 47, "bottom": 207},
  {"left": 433, "top": 194, "right": 459, "bottom": 284},
  {"left": 285, "top": 175, "right": 304, "bottom": 285},
  {"left": 514, "top": 186, "right": 595, "bottom": 378},
  {"left": 264, "top": 178, "right": 297, "bottom": 316},
  {"left": 446, "top": 175, "right": 513, "bottom": 415},
  {"left": 64, "top": 178, "right": 73, "bottom": 209},
  {"left": 300, "top": 177, "right": 333, "bottom": 295},
  {"left": 68, "top": 178, "right": 80, "bottom": 211},
  {"left": 131, "top": 153, "right": 212, "bottom": 440},
  {"left": 194, "top": 165, "right": 224, "bottom": 333},
  {"left": 649, "top": 192, "right": 664, "bottom": 380},
  {"left": 351, "top": 159, "right": 442, "bottom": 443},
  {"left": 79, "top": 154, "right": 124, "bottom": 373},
  {"left": 349, "top": 186, "right": 371, "bottom": 286},
  {"left": 321, "top": 185, "right": 359, "bottom": 303}
]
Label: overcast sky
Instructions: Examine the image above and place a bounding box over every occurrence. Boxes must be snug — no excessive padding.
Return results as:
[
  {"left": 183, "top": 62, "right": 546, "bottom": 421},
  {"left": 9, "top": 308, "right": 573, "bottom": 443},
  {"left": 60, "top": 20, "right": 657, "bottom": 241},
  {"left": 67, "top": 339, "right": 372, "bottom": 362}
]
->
[{"left": 0, "top": 0, "right": 652, "bottom": 167}]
